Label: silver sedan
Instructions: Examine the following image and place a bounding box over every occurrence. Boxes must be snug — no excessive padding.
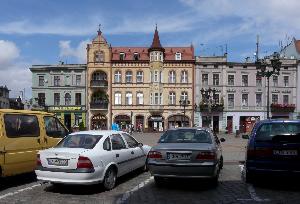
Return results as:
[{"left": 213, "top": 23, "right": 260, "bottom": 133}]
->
[{"left": 147, "top": 127, "right": 225, "bottom": 185}]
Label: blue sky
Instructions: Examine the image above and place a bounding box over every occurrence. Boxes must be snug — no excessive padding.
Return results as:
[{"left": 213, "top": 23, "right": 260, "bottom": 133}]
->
[{"left": 0, "top": 0, "right": 299, "bottom": 98}]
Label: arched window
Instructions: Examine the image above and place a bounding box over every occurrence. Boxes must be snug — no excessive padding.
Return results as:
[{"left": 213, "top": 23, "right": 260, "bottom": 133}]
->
[
  {"left": 136, "top": 71, "right": 143, "bottom": 83},
  {"left": 125, "top": 92, "right": 133, "bottom": 105},
  {"left": 181, "top": 70, "right": 188, "bottom": 83},
  {"left": 65, "top": 93, "right": 71, "bottom": 105},
  {"left": 114, "top": 70, "right": 122, "bottom": 83},
  {"left": 137, "top": 92, "right": 144, "bottom": 105},
  {"left": 169, "top": 71, "right": 176, "bottom": 83},
  {"left": 125, "top": 71, "right": 133, "bottom": 83},
  {"left": 114, "top": 92, "right": 122, "bottom": 105},
  {"left": 180, "top": 91, "right": 188, "bottom": 101},
  {"left": 169, "top": 92, "right": 176, "bottom": 105}
]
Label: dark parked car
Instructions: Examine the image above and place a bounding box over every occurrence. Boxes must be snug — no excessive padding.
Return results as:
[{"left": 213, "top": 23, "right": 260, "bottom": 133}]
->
[
  {"left": 147, "top": 127, "right": 225, "bottom": 186},
  {"left": 243, "top": 119, "right": 300, "bottom": 183}
]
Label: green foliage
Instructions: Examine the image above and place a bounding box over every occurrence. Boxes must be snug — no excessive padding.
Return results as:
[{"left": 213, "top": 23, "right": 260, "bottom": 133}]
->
[{"left": 79, "top": 122, "right": 86, "bottom": 131}]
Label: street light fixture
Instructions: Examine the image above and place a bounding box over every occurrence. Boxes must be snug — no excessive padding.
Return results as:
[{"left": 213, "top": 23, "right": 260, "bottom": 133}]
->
[
  {"left": 255, "top": 52, "right": 282, "bottom": 119},
  {"left": 179, "top": 99, "right": 190, "bottom": 127}
]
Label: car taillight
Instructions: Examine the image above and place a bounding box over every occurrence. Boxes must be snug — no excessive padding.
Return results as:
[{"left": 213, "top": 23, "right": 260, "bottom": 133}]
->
[
  {"left": 147, "top": 151, "right": 162, "bottom": 159},
  {"left": 77, "top": 156, "right": 94, "bottom": 169},
  {"left": 254, "top": 147, "right": 273, "bottom": 157},
  {"left": 196, "top": 151, "right": 216, "bottom": 160},
  {"left": 36, "top": 154, "right": 41, "bottom": 166}
]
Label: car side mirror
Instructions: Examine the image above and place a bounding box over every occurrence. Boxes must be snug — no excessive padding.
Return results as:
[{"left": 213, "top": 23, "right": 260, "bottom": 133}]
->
[
  {"left": 220, "top": 138, "right": 225, "bottom": 142},
  {"left": 138, "top": 143, "right": 143, "bottom": 147},
  {"left": 242, "top": 134, "right": 249, "bottom": 139}
]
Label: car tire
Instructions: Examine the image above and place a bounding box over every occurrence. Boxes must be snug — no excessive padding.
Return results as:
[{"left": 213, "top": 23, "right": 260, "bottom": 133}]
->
[
  {"left": 154, "top": 176, "right": 164, "bottom": 187},
  {"left": 103, "top": 167, "right": 117, "bottom": 191},
  {"left": 211, "top": 173, "right": 219, "bottom": 187},
  {"left": 219, "top": 156, "right": 224, "bottom": 170},
  {"left": 245, "top": 169, "right": 254, "bottom": 183}
]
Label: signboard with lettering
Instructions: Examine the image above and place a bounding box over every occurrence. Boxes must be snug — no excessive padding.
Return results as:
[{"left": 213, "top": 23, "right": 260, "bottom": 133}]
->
[{"left": 49, "top": 106, "right": 85, "bottom": 111}]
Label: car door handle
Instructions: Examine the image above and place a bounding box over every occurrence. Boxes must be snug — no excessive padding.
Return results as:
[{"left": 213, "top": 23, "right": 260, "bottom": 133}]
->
[
  {"left": 116, "top": 154, "right": 119, "bottom": 158},
  {"left": 131, "top": 151, "right": 134, "bottom": 154}
]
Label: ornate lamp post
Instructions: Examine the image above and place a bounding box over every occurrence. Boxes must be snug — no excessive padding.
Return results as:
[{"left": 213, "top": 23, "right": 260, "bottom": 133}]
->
[
  {"left": 179, "top": 99, "right": 190, "bottom": 127},
  {"left": 255, "top": 52, "right": 282, "bottom": 119},
  {"left": 200, "top": 88, "right": 217, "bottom": 128}
]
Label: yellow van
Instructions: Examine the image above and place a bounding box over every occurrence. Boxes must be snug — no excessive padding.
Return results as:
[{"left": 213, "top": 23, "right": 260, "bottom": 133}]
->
[{"left": 0, "top": 109, "right": 69, "bottom": 177}]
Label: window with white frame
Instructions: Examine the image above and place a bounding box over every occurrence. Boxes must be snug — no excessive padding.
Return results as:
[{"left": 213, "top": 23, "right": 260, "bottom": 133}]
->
[
  {"left": 180, "top": 91, "right": 188, "bottom": 101},
  {"left": 272, "top": 94, "right": 278, "bottom": 104},
  {"left": 256, "top": 76, "right": 262, "bottom": 87},
  {"left": 283, "top": 95, "right": 289, "bottom": 104},
  {"left": 125, "top": 92, "right": 132, "bottom": 105},
  {"left": 125, "top": 71, "right": 133, "bottom": 83},
  {"left": 175, "top": 52, "right": 181, "bottom": 60},
  {"left": 284, "top": 76, "right": 289, "bottom": 87},
  {"left": 136, "top": 92, "right": 144, "bottom": 105},
  {"left": 54, "top": 93, "right": 60, "bottom": 106},
  {"left": 228, "top": 75, "right": 234, "bottom": 86},
  {"left": 76, "top": 75, "right": 81, "bottom": 86},
  {"left": 120, "top": 52, "right": 125, "bottom": 60},
  {"left": 114, "top": 92, "right": 121, "bottom": 105},
  {"left": 54, "top": 76, "right": 60, "bottom": 86},
  {"left": 213, "top": 74, "right": 219, "bottom": 85},
  {"left": 65, "top": 93, "right": 71, "bottom": 105},
  {"left": 242, "top": 94, "right": 248, "bottom": 106},
  {"left": 181, "top": 71, "right": 188, "bottom": 83},
  {"left": 169, "top": 92, "right": 176, "bottom": 105},
  {"left": 136, "top": 71, "right": 143, "bottom": 83},
  {"left": 242, "top": 75, "right": 248, "bottom": 86},
  {"left": 169, "top": 71, "right": 176, "bottom": 83},
  {"left": 154, "top": 93, "right": 160, "bottom": 105},
  {"left": 273, "top": 75, "right": 278, "bottom": 86},
  {"left": 39, "top": 76, "right": 44, "bottom": 86},
  {"left": 228, "top": 94, "right": 234, "bottom": 108},
  {"left": 133, "top": 52, "right": 139, "bottom": 61},
  {"left": 213, "top": 93, "right": 219, "bottom": 104},
  {"left": 202, "top": 74, "right": 208, "bottom": 85},
  {"left": 150, "top": 93, "right": 153, "bottom": 105},
  {"left": 159, "top": 52, "right": 163, "bottom": 61},
  {"left": 114, "top": 71, "right": 121, "bottom": 83},
  {"left": 256, "top": 93, "right": 262, "bottom": 107},
  {"left": 154, "top": 71, "right": 159, "bottom": 82},
  {"left": 160, "top": 93, "right": 163, "bottom": 105}
]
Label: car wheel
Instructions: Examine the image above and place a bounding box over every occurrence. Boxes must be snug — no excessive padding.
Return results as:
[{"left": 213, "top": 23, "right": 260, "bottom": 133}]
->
[
  {"left": 245, "top": 169, "right": 254, "bottom": 183},
  {"left": 154, "top": 176, "right": 164, "bottom": 187},
  {"left": 211, "top": 173, "right": 219, "bottom": 187},
  {"left": 219, "top": 156, "right": 224, "bottom": 170},
  {"left": 103, "top": 167, "right": 117, "bottom": 191}
]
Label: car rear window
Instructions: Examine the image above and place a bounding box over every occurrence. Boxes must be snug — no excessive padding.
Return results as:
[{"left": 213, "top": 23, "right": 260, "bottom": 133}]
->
[
  {"left": 158, "top": 129, "right": 212, "bottom": 143},
  {"left": 256, "top": 123, "right": 300, "bottom": 141},
  {"left": 56, "top": 134, "right": 102, "bottom": 149}
]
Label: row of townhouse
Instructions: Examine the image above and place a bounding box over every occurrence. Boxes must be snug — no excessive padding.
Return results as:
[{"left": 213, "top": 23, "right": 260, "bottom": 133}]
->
[{"left": 30, "top": 28, "right": 300, "bottom": 133}]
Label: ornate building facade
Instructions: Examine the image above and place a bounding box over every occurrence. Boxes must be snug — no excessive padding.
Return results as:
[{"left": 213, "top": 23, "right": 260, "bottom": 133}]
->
[{"left": 86, "top": 27, "right": 195, "bottom": 131}]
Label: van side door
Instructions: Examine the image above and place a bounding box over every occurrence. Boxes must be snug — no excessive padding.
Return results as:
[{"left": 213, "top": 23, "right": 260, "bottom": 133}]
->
[
  {"left": 3, "top": 114, "right": 43, "bottom": 176},
  {"left": 43, "top": 116, "right": 69, "bottom": 149}
]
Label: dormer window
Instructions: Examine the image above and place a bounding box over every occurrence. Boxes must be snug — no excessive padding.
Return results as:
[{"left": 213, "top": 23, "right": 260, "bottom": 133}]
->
[
  {"left": 150, "top": 51, "right": 163, "bottom": 62},
  {"left": 175, "top": 52, "right": 182, "bottom": 60},
  {"left": 133, "top": 52, "right": 139, "bottom": 61},
  {"left": 120, "top": 52, "right": 126, "bottom": 60}
]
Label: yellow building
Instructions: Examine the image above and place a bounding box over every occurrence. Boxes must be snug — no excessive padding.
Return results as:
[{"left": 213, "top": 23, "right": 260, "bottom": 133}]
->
[{"left": 87, "top": 27, "right": 195, "bottom": 132}]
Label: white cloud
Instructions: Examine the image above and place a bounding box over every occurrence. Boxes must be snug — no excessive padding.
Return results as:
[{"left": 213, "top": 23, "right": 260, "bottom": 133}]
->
[
  {"left": 0, "top": 40, "right": 20, "bottom": 66},
  {"left": 59, "top": 40, "right": 90, "bottom": 63}
]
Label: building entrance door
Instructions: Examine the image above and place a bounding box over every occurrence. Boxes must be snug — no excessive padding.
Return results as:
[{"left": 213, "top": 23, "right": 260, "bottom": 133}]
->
[
  {"left": 213, "top": 116, "right": 219, "bottom": 133},
  {"left": 64, "top": 113, "right": 71, "bottom": 131},
  {"left": 227, "top": 116, "right": 233, "bottom": 134}
]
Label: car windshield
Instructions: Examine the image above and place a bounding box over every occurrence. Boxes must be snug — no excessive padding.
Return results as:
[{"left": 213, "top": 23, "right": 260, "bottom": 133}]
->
[
  {"left": 158, "top": 129, "right": 212, "bottom": 143},
  {"left": 256, "top": 123, "right": 300, "bottom": 141},
  {"left": 56, "top": 134, "right": 103, "bottom": 149}
]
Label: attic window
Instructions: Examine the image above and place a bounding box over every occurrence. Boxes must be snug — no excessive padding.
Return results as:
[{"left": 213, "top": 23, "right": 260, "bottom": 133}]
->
[
  {"left": 133, "top": 52, "right": 139, "bottom": 61},
  {"left": 175, "top": 52, "right": 182, "bottom": 60},
  {"left": 120, "top": 52, "right": 126, "bottom": 60}
]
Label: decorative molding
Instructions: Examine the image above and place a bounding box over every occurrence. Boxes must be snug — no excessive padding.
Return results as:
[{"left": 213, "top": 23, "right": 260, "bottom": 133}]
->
[{"left": 227, "top": 89, "right": 236, "bottom": 93}]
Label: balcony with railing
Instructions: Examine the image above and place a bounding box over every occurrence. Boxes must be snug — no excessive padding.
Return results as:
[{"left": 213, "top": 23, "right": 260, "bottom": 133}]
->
[
  {"left": 90, "top": 80, "right": 108, "bottom": 88},
  {"left": 90, "top": 101, "right": 108, "bottom": 110},
  {"left": 271, "top": 103, "right": 295, "bottom": 112},
  {"left": 199, "top": 103, "right": 224, "bottom": 112}
]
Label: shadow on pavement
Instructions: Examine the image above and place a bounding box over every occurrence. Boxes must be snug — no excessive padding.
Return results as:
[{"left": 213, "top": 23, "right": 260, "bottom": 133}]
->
[
  {"left": 44, "top": 168, "right": 146, "bottom": 195},
  {"left": 0, "top": 172, "right": 37, "bottom": 191},
  {"left": 251, "top": 176, "right": 300, "bottom": 192}
]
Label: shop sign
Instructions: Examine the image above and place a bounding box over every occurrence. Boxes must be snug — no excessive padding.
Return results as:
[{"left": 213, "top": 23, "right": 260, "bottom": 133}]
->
[{"left": 49, "top": 106, "right": 85, "bottom": 111}]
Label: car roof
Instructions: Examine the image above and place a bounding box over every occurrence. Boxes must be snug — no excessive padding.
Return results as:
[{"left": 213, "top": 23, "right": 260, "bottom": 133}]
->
[
  {"left": 69, "top": 130, "right": 126, "bottom": 136},
  {"left": 167, "top": 127, "right": 212, "bottom": 131},
  {"left": 256, "top": 119, "right": 300, "bottom": 125},
  {"left": 0, "top": 109, "right": 53, "bottom": 115}
]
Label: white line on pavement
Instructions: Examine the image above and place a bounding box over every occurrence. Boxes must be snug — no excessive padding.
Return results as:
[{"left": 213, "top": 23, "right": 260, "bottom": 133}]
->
[
  {"left": 0, "top": 183, "right": 42, "bottom": 200},
  {"left": 116, "top": 176, "right": 154, "bottom": 204}
]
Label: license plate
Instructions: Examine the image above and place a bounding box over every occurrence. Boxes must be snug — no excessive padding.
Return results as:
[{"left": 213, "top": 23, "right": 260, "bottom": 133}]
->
[
  {"left": 47, "top": 158, "right": 68, "bottom": 166},
  {"left": 273, "top": 150, "right": 298, "bottom": 156},
  {"left": 167, "top": 153, "right": 191, "bottom": 161}
]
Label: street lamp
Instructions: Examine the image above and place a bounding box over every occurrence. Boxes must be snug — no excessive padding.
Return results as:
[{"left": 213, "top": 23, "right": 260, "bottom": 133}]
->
[
  {"left": 179, "top": 99, "right": 190, "bottom": 127},
  {"left": 255, "top": 52, "right": 282, "bottom": 119},
  {"left": 200, "top": 88, "right": 217, "bottom": 128}
]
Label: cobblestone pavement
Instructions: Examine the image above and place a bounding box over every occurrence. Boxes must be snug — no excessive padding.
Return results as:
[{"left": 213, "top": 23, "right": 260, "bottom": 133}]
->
[{"left": 0, "top": 133, "right": 299, "bottom": 204}]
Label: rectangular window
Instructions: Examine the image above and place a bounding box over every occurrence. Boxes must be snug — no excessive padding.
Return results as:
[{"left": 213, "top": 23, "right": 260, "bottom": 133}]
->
[
  {"left": 75, "top": 93, "right": 81, "bottom": 105},
  {"left": 120, "top": 53, "right": 125, "bottom": 60},
  {"left": 4, "top": 114, "right": 40, "bottom": 138},
  {"left": 133, "top": 53, "right": 139, "bottom": 61},
  {"left": 125, "top": 71, "right": 132, "bottom": 83},
  {"left": 272, "top": 94, "right": 278, "bottom": 104},
  {"left": 154, "top": 93, "right": 159, "bottom": 105},
  {"left": 137, "top": 92, "right": 144, "bottom": 105},
  {"left": 175, "top": 53, "right": 181, "bottom": 60},
  {"left": 256, "top": 93, "right": 262, "bottom": 107},
  {"left": 242, "top": 75, "right": 248, "bottom": 86},
  {"left": 228, "top": 94, "right": 234, "bottom": 108},
  {"left": 39, "top": 76, "right": 44, "bottom": 86},
  {"left": 114, "top": 71, "right": 121, "bottom": 83},
  {"left": 154, "top": 71, "right": 159, "bottom": 82},
  {"left": 213, "top": 93, "right": 219, "bottom": 104},
  {"left": 181, "top": 71, "right": 188, "bottom": 83},
  {"left": 136, "top": 71, "right": 143, "bottom": 83},
  {"left": 284, "top": 76, "right": 289, "bottom": 87},
  {"left": 54, "top": 93, "right": 60, "bottom": 106},
  {"left": 273, "top": 76, "right": 278, "bottom": 86},
  {"left": 115, "top": 93, "right": 121, "bottom": 105},
  {"left": 76, "top": 75, "right": 81, "bottom": 86},
  {"left": 169, "top": 71, "right": 176, "bottom": 83},
  {"left": 125, "top": 92, "right": 132, "bottom": 105},
  {"left": 213, "top": 74, "right": 219, "bottom": 86},
  {"left": 169, "top": 92, "right": 176, "bottom": 105},
  {"left": 202, "top": 74, "right": 208, "bottom": 85},
  {"left": 242, "top": 94, "right": 248, "bottom": 106},
  {"left": 283, "top": 95, "right": 289, "bottom": 104},
  {"left": 54, "top": 76, "right": 60, "bottom": 86},
  {"left": 256, "top": 76, "right": 262, "bottom": 87},
  {"left": 150, "top": 93, "right": 153, "bottom": 105},
  {"left": 228, "top": 75, "right": 234, "bottom": 86},
  {"left": 38, "top": 93, "right": 45, "bottom": 106}
]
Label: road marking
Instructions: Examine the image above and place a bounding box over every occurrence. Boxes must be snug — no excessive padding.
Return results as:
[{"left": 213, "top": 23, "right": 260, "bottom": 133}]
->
[
  {"left": 0, "top": 183, "right": 42, "bottom": 200},
  {"left": 116, "top": 176, "right": 153, "bottom": 204}
]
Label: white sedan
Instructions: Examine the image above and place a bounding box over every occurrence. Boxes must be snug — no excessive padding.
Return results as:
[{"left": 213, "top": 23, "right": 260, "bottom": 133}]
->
[{"left": 35, "top": 130, "right": 151, "bottom": 190}]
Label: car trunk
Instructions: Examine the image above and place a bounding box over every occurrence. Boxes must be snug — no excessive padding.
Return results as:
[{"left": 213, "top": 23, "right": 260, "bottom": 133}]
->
[{"left": 40, "top": 148, "right": 90, "bottom": 170}]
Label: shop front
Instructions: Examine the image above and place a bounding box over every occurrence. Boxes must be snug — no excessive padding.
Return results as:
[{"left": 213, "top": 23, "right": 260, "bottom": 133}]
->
[
  {"left": 49, "top": 106, "right": 86, "bottom": 131},
  {"left": 135, "top": 115, "right": 144, "bottom": 132},
  {"left": 114, "top": 115, "right": 131, "bottom": 131},
  {"left": 168, "top": 115, "right": 189, "bottom": 128},
  {"left": 239, "top": 116, "right": 260, "bottom": 133},
  {"left": 91, "top": 113, "right": 107, "bottom": 130},
  {"left": 147, "top": 115, "right": 164, "bottom": 132}
]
